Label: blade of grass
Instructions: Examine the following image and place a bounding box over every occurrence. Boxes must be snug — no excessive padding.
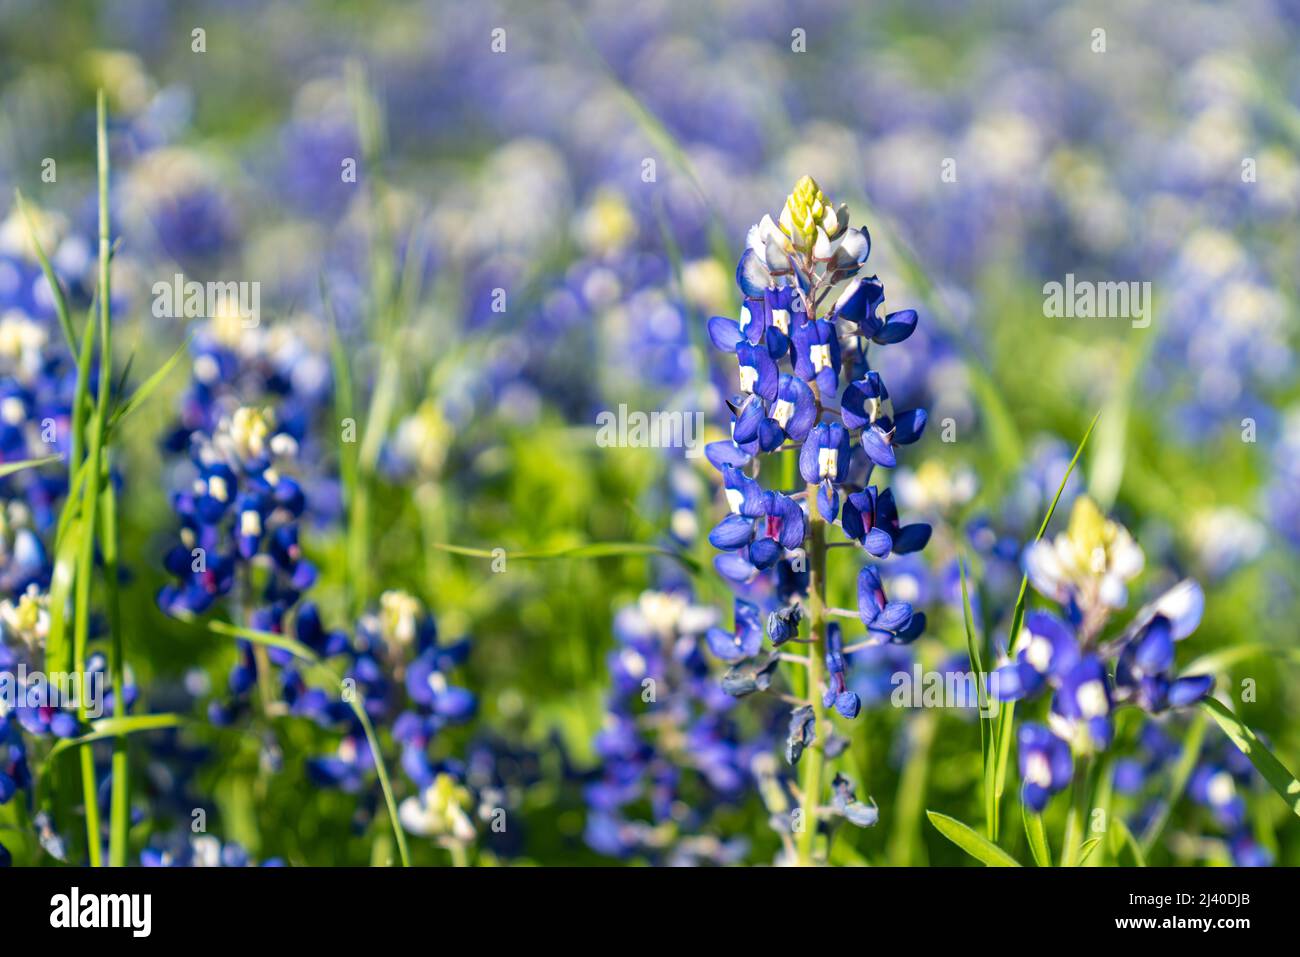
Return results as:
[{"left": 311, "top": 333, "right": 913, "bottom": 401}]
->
[
  {"left": 14, "top": 189, "right": 77, "bottom": 353},
  {"left": 994, "top": 409, "right": 1101, "bottom": 826},
  {"left": 958, "top": 558, "right": 994, "bottom": 838},
  {"left": 67, "top": 89, "right": 115, "bottom": 867},
  {"left": 1202, "top": 698, "right": 1300, "bottom": 818},
  {"left": 1110, "top": 817, "right": 1147, "bottom": 866},
  {"left": 46, "top": 714, "right": 186, "bottom": 761},
  {"left": 320, "top": 276, "right": 362, "bottom": 617},
  {"left": 1023, "top": 807, "right": 1052, "bottom": 867},
  {"left": 430, "top": 540, "right": 701, "bottom": 574},
  {"left": 0, "top": 454, "right": 62, "bottom": 479},
  {"left": 1078, "top": 838, "right": 1102, "bottom": 865},
  {"left": 107, "top": 336, "right": 192, "bottom": 431},
  {"left": 926, "top": 810, "right": 1021, "bottom": 867}
]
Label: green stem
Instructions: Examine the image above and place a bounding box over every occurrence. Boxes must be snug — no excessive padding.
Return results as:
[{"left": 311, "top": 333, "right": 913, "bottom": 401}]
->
[
  {"left": 70, "top": 90, "right": 114, "bottom": 867},
  {"left": 102, "top": 455, "right": 128, "bottom": 866},
  {"left": 796, "top": 483, "right": 828, "bottom": 866},
  {"left": 1060, "top": 754, "right": 1095, "bottom": 867}
]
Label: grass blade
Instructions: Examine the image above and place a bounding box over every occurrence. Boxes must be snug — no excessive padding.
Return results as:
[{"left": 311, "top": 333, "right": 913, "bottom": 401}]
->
[
  {"left": 1023, "top": 808, "right": 1052, "bottom": 867},
  {"left": 46, "top": 713, "right": 186, "bottom": 761},
  {"left": 14, "top": 189, "right": 77, "bottom": 353},
  {"left": 1078, "top": 838, "right": 1102, "bottom": 865},
  {"left": 1202, "top": 698, "right": 1300, "bottom": 818},
  {"left": 926, "top": 810, "right": 1021, "bottom": 867},
  {"left": 958, "top": 558, "right": 994, "bottom": 838},
  {"left": 995, "top": 409, "right": 1102, "bottom": 818},
  {"left": 108, "top": 336, "right": 192, "bottom": 431},
  {"left": 430, "top": 540, "right": 701, "bottom": 574},
  {"left": 0, "top": 454, "right": 62, "bottom": 479},
  {"left": 207, "top": 620, "right": 321, "bottom": 663}
]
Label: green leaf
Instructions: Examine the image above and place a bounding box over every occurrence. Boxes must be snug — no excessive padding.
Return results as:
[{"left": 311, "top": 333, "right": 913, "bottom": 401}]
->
[
  {"left": 926, "top": 810, "right": 1021, "bottom": 867},
  {"left": 108, "top": 336, "right": 191, "bottom": 431},
  {"left": 206, "top": 620, "right": 321, "bottom": 664},
  {"left": 14, "top": 189, "right": 77, "bottom": 353},
  {"left": 430, "top": 540, "right": 701, "bottom": 574},
  {"left": 344, "top": 688, "right": 411, "bottom": 868},
  {"left": 958, "top": 559, "right": 994, "bottom": 839},
  {"left": 1022, "top": 808, "right": 1052, "bottom": 867},
  {"left": 1078, "top": 838, "right": 1102, "bottom": 865},
  {"left": 46, "top": 713, "right": 185, "bottom": 761},
  {"left": 0, "top": 454, "right": 62, "bottom": 479},
  {"left": 1202, "top": 698, "right": 1300, "bottom": 818}
]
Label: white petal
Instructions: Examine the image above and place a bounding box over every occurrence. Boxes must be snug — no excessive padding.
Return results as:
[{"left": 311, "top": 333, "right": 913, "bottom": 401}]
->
[{"left": 1151, "top": 579, "right": 1205, "bottom": 640}]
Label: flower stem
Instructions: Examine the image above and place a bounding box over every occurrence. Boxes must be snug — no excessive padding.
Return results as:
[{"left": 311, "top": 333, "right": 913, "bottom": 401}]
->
[
  {"left": 796, "top": 482, "right": 828, "bottom": 866},
  {"left": 1060, "top": 754, "right": 1094, "bottom": 866}
]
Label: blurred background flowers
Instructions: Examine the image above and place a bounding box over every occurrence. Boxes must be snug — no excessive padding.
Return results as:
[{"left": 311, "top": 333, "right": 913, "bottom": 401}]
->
[{"left": 0, "top": 0, "right": 1297, "bottom": 866}]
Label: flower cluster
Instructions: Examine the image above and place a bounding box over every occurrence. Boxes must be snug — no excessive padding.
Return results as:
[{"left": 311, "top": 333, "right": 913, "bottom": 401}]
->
[
  {"left": 158, "top": 404, "right": 315, "bottom": 622},
  {"left": 998, "top": 497, "right": 1214, "bottom": 810},
  {"left": 586, "top": 589, "right": 763, "bottom": 865},
  {"left": 700, "top": 177, "right": 931, "bottom": 860}
]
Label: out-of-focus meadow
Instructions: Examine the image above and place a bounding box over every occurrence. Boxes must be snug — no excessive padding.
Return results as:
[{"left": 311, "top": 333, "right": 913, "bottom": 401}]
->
[{"left": 0, "top": 0, "right": 1297, "bottom": 867}]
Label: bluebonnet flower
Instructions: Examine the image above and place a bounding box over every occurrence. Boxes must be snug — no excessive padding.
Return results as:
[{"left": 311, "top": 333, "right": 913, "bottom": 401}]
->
[
  {"left": 997, "top": 497, "right": 1214, "bottom": 819},
  {"left": 586, "top": 589, "right": 767, "bottom": 864},
  {"left": 1018, "top": 722, "right": 1073, "bottom": 812},
  {"left": 821, "top": 624, "right": 860, "bottom": 719},
  {"left": 841, "top": 486, "right": 931, "bottom": 557},
  {"left": 159, "top": 405, "right": 316, "bottom": 621},
  {"left": 857, "top": 565, "right": 924, "bottom": 644},
  {"left": 1023, "top": 495, "right": 1144, "bottom": 641},
  {"left": 1114, "top": 615, "right": 1215, "bottom": 713},
  {"left": 696, "top": 177, "right": 930, "bottom": 862},
  {"left": 705, "top": 598, "right": 763, "bottom": 663}
]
